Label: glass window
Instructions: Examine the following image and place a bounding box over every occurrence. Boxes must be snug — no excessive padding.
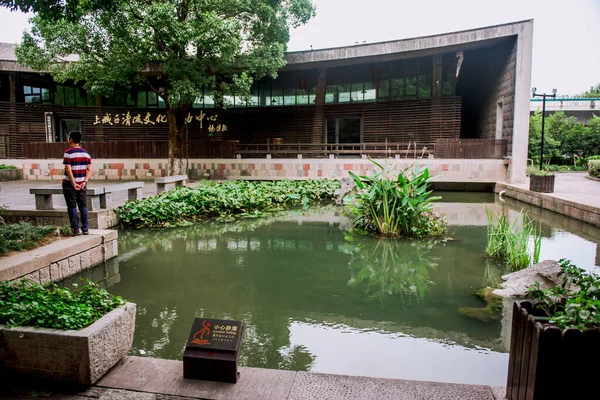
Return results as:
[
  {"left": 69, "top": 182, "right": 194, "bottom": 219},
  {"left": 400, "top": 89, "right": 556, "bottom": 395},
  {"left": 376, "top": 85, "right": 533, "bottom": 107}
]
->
[
  {"left": 137, "top": 91, "right": 147, "bottom": 108},
  {"left": 158, "top": 96, "right": 166, "bottom": 108},
  {"left": 271, "top": 81, "right": 283, "bottom": 106},
  {"left": 259, "top": 80, "right": 271, "bottom": 106},
  {"left": 41, "top": 88, "right": 51, "bottom": 102},
  {"left": 418, "top": 57, "right": 432, "bottom": 99},
  {"left": 203, "top": 87, "right": 214, "bottom": 108},
  {"left": 65, "top": 86, "right": 76, "bottom": 106},
  {"left": 87, "top": 92, "right": 95, "bottom": 106},
  {"left": 148, "top": 91, "right": 158, "bottom": 107},
  {"left": 23, "top": 86, "right": 32, "bottom": 95},
  {"left": 350, "top": 83, "right": 363, "bottom": 102},
  {"left": 377, "top": 79, "right": 390, "bottom": 100},
  {"left": 338, "top": 84, "right": 351, "bottom": 103},
  {"left": 284, "top": 88, "right": 296, "bottom": 106},
  {"left": 405, "top": 76, "right": 417, "bottom": 99},
  {"left": 75, "top": 88, "right": 87, "bottom": 106},
  {"left": 325, "top": 85, "right": 336, "bottom": 103},
  {"left": 55, "top": 85, "right": 64, "bottom": 105},
  {"left": 363, "top": 82, "right": 376, "bottom": 102},
  {"left": 248, "top": 83, "right": 259, "bottom": 107},
  {"left": 297, "top": 89, "right": 309, "bottom": 105},
  {"left": 115, "top": 90, "right": 125, "bottom": 106},
  {"left": 24, "top": 95, "right": 40, "bottom": 103},
  {"left": 391, "top": 78, "right": 404, "bottom": 100}
]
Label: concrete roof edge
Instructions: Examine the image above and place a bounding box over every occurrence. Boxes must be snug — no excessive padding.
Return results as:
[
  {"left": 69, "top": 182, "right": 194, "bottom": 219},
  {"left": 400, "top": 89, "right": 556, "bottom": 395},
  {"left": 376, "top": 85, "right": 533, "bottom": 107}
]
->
[{"left": 284, "top": 19, "right": 533, "bottom": 64}]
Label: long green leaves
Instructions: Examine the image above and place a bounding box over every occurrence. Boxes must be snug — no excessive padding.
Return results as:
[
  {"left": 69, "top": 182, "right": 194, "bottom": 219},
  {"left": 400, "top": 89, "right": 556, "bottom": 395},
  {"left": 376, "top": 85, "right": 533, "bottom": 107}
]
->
[
  {"left": 485, "top": 209, "right": 542, "bottom": 271},
  {"left": 117, "top": 179, "right": 340, "bottom": 228},
  {"left": 347, "top": 162, "right": 446, "bottom": 238}
]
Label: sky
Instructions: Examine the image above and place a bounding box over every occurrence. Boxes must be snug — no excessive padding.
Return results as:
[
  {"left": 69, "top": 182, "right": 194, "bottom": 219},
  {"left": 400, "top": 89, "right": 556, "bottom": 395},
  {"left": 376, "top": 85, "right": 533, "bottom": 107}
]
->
[{"left": 0, "top": 0, "right": 598, "bottom": 95}]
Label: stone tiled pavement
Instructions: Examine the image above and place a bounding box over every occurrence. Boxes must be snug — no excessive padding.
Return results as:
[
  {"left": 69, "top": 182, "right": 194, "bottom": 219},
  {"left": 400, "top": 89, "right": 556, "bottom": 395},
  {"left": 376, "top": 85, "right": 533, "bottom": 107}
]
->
[{"left": 0, "top": 357, "right": 507, "bottom": 400}]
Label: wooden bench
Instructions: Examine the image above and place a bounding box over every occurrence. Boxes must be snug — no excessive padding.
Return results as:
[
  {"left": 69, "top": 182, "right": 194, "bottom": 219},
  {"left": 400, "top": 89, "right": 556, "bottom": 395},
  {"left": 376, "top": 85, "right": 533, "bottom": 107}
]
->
[
  {"left": 155, "top": 175, "right": 187, "bottom": 193},
  {"left": 30, "top": 181, "right": 144, "bottom": 211}
]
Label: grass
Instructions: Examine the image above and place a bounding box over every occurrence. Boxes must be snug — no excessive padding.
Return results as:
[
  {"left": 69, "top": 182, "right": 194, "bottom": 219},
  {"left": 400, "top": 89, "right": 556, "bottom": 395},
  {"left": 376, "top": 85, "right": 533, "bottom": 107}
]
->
[
  {"left": 0, "top": 222, "right": 58, "bottom": 257},
  {"left": 0, "top": 279, "right": 125, "bottom": 330},
  {"left": 485, "top": 209, "right": 542, "bottom": 271}
]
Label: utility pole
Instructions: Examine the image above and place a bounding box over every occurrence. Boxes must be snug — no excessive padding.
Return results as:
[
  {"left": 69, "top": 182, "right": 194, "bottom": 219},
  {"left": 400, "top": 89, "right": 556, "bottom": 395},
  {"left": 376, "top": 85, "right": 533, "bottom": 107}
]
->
[{"left": 532, "top": 88, "right": 557, "bottom": 170}]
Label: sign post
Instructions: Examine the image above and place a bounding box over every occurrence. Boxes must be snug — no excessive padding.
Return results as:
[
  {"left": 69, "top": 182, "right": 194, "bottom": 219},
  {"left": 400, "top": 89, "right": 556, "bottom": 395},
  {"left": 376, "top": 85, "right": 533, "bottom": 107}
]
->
[
  {"left": 183, "top": 318, "right": 244, "bottom": 383},
  {"left": 44, "top": 112, "right": 54, "bottom": 143}
]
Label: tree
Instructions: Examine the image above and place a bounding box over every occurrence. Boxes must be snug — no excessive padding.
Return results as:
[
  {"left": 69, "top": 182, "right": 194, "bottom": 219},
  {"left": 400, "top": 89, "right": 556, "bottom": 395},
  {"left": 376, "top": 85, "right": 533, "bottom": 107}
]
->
[
  {"left": 528, "top": 111, "right": 561, "bottom": 164},
  {"left": 13, "top": 0, "right": 315, "bottom": 174},
  {"left": 580, "top": 83, "right": 600, "bottom": 98},
  {"left": 0, "top": 0, "right": 121, "bottom": 21}
]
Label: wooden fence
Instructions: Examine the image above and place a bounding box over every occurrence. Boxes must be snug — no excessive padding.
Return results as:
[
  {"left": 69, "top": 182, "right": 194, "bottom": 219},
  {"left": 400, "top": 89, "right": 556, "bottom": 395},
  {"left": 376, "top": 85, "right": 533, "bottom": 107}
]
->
[
  {"left": 22, "top": 141, "right": 237, "bottom": 159},
  {"left": 507, "top": 301, "right": 600, "bottom": 399}
]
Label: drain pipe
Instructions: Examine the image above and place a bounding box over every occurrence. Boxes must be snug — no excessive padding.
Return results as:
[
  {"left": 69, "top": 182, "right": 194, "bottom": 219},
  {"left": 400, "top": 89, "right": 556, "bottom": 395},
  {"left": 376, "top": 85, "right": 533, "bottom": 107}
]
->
[{"left": 498, "top": 190, "right": 506, "bottom": 202}]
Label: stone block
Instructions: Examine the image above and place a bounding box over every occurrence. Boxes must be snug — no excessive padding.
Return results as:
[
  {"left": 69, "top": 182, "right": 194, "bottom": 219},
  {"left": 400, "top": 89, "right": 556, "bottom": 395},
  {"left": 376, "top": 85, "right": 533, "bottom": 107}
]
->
[
  {"left": 90, "top": 245, "right": 105, "bottom": 266},
  {"left": 80, "top": 249, "right": 92, "bottom": 270},
  {"left": 67, "top": 254, "right": 82, "bottom": 277},
  {"left": 50, "top": 262, "right": 61, "bottom": 281},
  {"left": 20, "top": 270, "right": 40, "bottom": 284},
  {"left": 0, "top": 303, "right": 136, "bottom": 385},
  {"left": 39, "top": 267, "right": 51, "bottom": 285},
  {"left": 105, "top": 240, "right": 118, "bottom": 260}
]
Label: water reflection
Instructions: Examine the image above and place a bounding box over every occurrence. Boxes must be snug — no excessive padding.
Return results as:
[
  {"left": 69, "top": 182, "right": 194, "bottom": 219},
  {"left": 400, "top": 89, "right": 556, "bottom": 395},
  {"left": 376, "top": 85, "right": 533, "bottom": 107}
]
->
[{"left": 84, "top": 197, "right": 600, "bottom": 387}]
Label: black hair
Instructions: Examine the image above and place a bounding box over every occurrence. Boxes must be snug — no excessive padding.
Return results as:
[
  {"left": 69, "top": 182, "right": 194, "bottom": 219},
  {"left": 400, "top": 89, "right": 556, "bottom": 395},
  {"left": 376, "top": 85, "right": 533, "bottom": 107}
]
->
[{"left": 69, "top": 131, "right": 83, "bottom": 144}]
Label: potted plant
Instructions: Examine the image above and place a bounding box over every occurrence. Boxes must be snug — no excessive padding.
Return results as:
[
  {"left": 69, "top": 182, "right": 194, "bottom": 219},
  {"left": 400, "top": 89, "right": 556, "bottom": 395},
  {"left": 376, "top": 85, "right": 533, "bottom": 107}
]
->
[
  {"left": 0, "top": 279, "right": 136, "bottom": 385},
  {"left": 528, "top": 168, "right": 555, "bottom": 193},
  {"left": 506, "top": 259, "right": 599, "bottom": 400}
]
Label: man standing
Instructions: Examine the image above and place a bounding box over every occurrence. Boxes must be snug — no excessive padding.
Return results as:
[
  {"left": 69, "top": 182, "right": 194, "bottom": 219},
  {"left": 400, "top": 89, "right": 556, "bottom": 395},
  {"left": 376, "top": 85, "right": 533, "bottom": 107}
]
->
[{"left": 62, "top": 131, "right": 92, "bottom": 235}]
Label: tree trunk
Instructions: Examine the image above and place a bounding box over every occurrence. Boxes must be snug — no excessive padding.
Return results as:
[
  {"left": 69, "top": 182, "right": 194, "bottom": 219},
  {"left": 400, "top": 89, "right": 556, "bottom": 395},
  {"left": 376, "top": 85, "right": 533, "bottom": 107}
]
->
[{"left": 167, "top": 107, "right": 185, "bottom": 176}]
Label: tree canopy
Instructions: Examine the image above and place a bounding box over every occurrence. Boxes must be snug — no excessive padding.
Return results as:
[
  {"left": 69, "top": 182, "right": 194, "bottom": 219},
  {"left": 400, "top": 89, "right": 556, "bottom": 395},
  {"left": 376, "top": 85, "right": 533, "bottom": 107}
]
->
[
  {"left": 11, "top": 0, "right": 315, "bottom": 173},
  {"left": 580, "top": 83, "right": 600, "bottom": 98}
]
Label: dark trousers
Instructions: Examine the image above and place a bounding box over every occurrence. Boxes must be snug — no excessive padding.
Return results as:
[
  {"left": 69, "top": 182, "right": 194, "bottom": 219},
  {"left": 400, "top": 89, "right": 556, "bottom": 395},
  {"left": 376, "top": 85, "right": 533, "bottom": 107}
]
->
[{"left": 62, "top": 181, "right": 88, "bottom": 232}]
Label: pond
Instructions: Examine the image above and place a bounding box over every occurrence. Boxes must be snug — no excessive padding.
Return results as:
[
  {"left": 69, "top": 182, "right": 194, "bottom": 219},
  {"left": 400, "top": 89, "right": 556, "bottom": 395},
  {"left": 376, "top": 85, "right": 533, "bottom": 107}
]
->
[{"left": 69, "top": 192, "right": 600, "bottom": 387}]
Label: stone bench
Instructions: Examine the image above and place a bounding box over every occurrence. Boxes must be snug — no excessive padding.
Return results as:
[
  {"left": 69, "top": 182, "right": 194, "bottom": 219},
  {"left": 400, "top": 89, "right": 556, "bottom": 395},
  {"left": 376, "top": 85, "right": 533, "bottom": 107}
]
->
[
  {"left": 31, "top": 187, "right": 106, "bottom": 211},
  {"left": 30, "top": 182, "right": 144, "bottom": 211},
  {"left": 155, "top": 175, "right": 187, "bottom": 193}
]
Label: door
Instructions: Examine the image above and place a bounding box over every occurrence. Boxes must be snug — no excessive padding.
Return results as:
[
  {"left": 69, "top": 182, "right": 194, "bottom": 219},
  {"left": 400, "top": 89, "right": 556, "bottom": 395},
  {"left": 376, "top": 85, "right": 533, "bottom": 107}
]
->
[
  {"left": 58, "top": 119, "right": 84, "bottom": 143},
  {"left": 326, "top": 117, "right": 361, "bottom": 144}
]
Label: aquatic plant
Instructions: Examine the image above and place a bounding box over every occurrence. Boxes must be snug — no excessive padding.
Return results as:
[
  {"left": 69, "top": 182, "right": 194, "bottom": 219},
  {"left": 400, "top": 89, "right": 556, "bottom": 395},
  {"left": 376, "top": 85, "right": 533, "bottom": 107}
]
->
[
  {"left": 347, "top": 160, "right": 446, "bottom": 238},
  {"left": 117, "top": 179, "right": 340, "bottom": 228},
  {"left": 485, "top": 209, "right": 542, "bottom": 271}
]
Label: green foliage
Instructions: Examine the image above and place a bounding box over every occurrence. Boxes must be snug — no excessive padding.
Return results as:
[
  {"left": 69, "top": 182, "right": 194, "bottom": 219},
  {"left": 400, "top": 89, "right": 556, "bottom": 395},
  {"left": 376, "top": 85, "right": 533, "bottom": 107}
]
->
[
  {"left": 526, "top": 167, "right": 555, "bottom": 176},
  {"left": 485, "top": 210, "right": 542, "bottom": 271},
  {"left": 0, "top": 279, "right": 125, "bottom": 330},
  {"left": 117, "top": 179, "right": 340, "bottom": 228},
  {"left": 580, "top": 83, "right": 600, "bottom": 98},
  {"left": 0, "top": 164, "right": 17, "bottom": 170},
  {"left": 589, "top": 160, "right": 600, "bottom": 178},
  {"left": 342, "top": 233, "right": 438, "bottom": 303},
  {"left": 0, "top": 222, "right": 56, "bottom": 256},
  {"left": 529, "top": 112, "right": 600, "bottom": 163},
  {"left": 347, "top": 161, "right": 446, "bottom": 238},
  {"left": 587, "top": 155, "right": 600, "bottom": 161},
  {"left": 0, "top": 0, "right": 121, "bottom": 21},
  {"left": 526, "top": 259, "right": 600, "bottom": 330}
]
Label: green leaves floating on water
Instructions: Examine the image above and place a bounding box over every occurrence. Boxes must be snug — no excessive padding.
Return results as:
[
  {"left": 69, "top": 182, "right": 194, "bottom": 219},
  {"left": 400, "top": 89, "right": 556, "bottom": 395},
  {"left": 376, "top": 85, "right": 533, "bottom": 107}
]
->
[{"left": 117, "top": 179, "right": 340, "bottom": 228}]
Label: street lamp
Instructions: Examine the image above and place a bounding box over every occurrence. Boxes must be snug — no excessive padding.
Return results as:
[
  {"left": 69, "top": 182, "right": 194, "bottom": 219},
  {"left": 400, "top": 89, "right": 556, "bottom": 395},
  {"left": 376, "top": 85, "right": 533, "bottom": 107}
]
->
[{"left": 532, "top": 88, "right": 557, "bottom": 170}]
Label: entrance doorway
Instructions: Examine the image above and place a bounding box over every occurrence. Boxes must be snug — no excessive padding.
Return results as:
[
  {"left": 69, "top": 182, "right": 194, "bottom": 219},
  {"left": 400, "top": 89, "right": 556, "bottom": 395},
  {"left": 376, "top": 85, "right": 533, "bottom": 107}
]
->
[
  {"left": 57, "top": 119, "right": 84, "bottom": 143},
  {"left": 326, "top": 117, "right": 361, "bottom": 144}
]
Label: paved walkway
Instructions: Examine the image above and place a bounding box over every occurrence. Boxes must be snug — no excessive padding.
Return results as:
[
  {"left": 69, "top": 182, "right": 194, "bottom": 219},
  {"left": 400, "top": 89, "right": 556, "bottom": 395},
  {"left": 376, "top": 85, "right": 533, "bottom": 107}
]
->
[
  {"left": 496, "top": 172, "right": 600, "bottom": 228},
  {"left": 0, "top": 356, "right": 506, "bottom": 400}
]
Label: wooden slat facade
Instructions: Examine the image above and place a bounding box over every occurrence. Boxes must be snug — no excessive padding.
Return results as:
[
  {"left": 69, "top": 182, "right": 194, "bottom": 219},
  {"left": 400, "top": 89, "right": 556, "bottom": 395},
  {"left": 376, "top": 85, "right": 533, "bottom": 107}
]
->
[{"left": 3, "top": 96, "right": 462, "bottom": 159}]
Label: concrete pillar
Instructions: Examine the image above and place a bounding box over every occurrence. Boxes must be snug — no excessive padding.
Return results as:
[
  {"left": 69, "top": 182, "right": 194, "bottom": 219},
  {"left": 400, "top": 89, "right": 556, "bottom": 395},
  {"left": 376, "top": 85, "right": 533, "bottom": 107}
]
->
[{"left": 509, "top": 21, "right": 534, "bottom": 184}]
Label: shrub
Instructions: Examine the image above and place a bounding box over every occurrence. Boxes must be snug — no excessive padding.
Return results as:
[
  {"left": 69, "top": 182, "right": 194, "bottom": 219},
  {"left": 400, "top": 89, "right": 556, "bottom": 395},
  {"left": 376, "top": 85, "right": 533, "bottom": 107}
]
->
[
  {"left": 0, "top": 164, "right": 17, "bottom": 170},
  {"left": 587, "top": 155, "right": 600, "bottom": 161},
  {"left": 0, "top": 279, "right": 125, "bottom": 330},
  {"left": 0, "top": 222, "right": 56, "bottom": 256},
  {"left": 117, "top": 179, "right": 340, "bottom": 228},
  {"left": 527, "top": 259, "right": 600, "bottom": 330},
  {"left": 589, "top": 160, "right": 600, "bottom": 178},
  {"left": 347, "top": 161, "right": 446, "bottom": 238},
  {"left": 485, "top": 210, "right": 541, "bottom": 271}
]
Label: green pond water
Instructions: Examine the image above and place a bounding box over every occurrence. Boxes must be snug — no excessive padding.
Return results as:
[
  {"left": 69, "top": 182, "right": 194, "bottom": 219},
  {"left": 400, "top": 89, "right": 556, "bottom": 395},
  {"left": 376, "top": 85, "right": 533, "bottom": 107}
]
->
[{"left": 70, "top": 192, "right": 600, "bottom": 387}]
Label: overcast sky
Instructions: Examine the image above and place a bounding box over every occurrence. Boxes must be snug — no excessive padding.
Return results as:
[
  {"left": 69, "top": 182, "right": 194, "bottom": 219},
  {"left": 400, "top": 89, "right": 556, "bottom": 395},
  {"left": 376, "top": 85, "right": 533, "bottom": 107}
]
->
[{"left": 1, "top": 0, "right": 598, "bottom": 95}]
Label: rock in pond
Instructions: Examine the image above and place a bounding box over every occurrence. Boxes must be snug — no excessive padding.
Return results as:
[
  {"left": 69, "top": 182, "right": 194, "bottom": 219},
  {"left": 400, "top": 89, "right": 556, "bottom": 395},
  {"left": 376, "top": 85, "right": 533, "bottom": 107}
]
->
[
  {"left": 492, "top": 260, "right": 562, "bottom": 298},
  {"left": 458, "top": 287, "right": 503, "bottom": 322}
]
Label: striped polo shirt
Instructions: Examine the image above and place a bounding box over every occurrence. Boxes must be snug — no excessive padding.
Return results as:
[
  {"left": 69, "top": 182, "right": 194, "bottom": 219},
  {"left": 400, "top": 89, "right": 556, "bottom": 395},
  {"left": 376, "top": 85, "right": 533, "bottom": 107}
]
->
[{"left": 63, "top": 146, "right": 92, "bottom": 184}]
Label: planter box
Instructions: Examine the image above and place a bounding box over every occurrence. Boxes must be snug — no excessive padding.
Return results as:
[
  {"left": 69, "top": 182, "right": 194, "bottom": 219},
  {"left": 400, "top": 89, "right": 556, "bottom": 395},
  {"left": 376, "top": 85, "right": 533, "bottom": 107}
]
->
[
  {"left": 529, "top": 175, "right": 555, "bottom": 193},
  {"left": 0, "top": 303, "right": 136, "bottom": 385},
  {"left": 506, "top": 301, "right": 600, "bottom": 400},
  {"left": 0, "top": 169, "right": 21, "bottom": 182}
]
